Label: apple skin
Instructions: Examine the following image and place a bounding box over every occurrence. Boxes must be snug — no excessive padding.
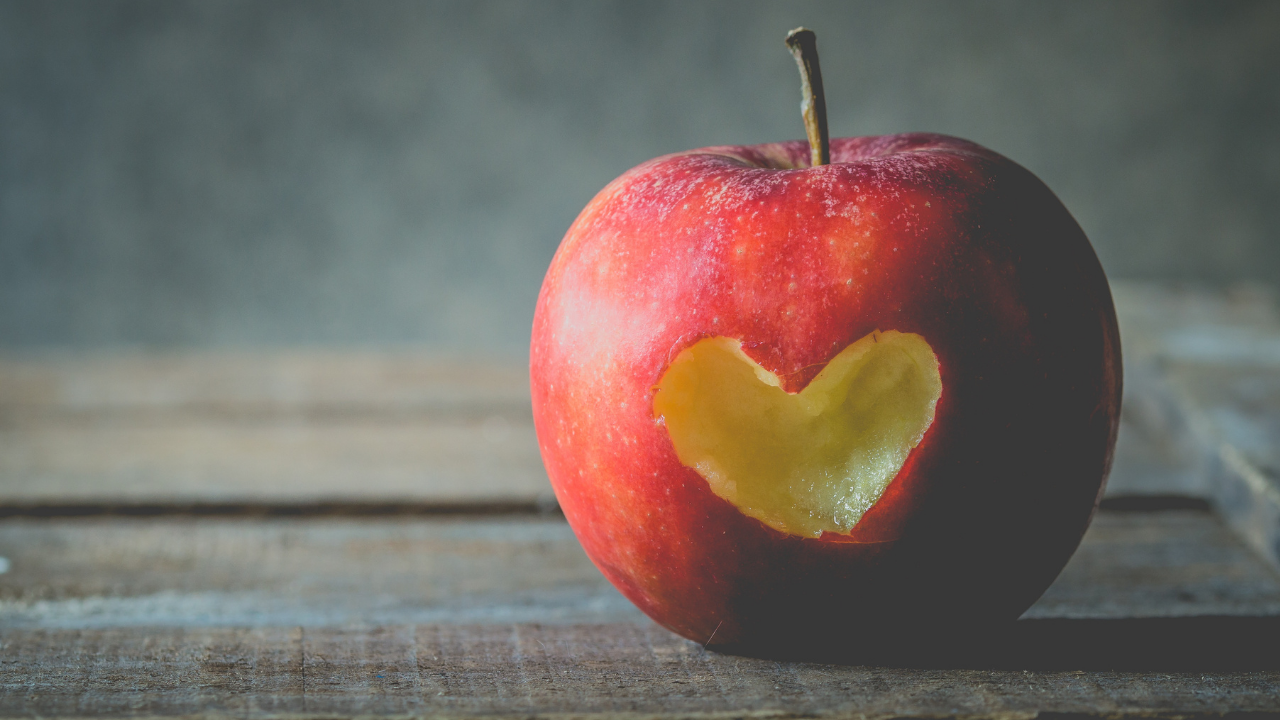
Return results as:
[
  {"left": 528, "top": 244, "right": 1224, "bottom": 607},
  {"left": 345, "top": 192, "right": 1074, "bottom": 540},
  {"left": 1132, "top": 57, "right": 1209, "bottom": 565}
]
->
[{"left": 530, "top": 134, "right": 1121, "bottom": 653}]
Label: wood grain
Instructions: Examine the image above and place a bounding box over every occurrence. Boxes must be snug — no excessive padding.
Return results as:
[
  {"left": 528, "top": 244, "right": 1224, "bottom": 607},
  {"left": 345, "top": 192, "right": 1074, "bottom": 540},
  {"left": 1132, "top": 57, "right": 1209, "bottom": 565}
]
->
[
  {"left": 1, "top": 510, "right": 1277, "bottom": 630},
  {"left": 0, "top": 351, "right": 551, "bottom": 506},
  {"left": 3, "top": 622, "right": 1279, "bottom": 718},
  {"left": 1107, "top": 282, "right": 1280, "bottom": 499},
  {"left": 1175, "top": 363, "right": 1280, "bottom": 572},
  {"left": 0, "top": 417, "right": 550, "bottom": 506},
  {"left": 0, "top": 350, "right": 531, "bottom": 417},
  {"left": 0, "top": 516, "right": 640, "bottom": 628},
  {"left": 1113, "top": 283, "right": 1280, "bottom": 570}
]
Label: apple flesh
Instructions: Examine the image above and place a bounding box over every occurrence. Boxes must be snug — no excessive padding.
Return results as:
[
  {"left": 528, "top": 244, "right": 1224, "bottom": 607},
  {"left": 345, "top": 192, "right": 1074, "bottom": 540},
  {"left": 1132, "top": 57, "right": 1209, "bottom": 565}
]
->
[
  {"left": 530, "top": 134, "right": 1121, "bottom": 653},
  {"left": 655, "top": 331, "right": 941, "bottom": 538}
]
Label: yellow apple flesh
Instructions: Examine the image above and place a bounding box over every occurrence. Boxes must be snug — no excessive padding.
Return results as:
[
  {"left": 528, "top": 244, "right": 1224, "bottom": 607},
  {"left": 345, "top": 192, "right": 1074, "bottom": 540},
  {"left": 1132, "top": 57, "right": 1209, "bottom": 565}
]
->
[{"left": 654, "top": 331, "right": 941, "bottom": 538}]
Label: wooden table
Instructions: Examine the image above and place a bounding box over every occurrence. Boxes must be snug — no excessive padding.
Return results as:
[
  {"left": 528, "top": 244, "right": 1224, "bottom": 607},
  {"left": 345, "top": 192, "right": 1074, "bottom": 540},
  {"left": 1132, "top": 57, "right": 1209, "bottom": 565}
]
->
[{"left": 2, "top": 283, "right": 1279, "bottom": 718}]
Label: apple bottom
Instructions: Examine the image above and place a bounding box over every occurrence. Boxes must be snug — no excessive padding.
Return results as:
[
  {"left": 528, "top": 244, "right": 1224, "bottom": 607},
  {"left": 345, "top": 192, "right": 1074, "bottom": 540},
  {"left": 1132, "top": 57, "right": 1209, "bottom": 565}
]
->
[
  {"left": 567, "top": 410, "right": 1107, "bottom": 658},
  {"left": 594, "top": 508, "right": 1089, "bottom": 659}
]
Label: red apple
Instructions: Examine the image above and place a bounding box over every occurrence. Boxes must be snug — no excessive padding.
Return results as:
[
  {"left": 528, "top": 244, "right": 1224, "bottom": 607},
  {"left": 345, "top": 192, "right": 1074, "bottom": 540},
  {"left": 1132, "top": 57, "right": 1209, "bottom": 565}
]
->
[{"left": 530, "top": 31, "right": 1120, "bottom": 654}]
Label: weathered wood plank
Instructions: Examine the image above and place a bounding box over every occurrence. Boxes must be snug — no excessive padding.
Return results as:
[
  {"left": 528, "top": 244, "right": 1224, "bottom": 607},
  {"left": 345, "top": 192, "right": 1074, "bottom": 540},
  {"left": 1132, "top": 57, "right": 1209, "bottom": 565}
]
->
[
  {"left": 0, "top": 517, "right": 641, "bottom": 628},
  {"left": 1112, "top": 283, "right": 1280, "bottom": 570},
  {"left": 1183, "top": 365, "right": 1280, "bottom": 572},
  {"left": 1, "top": 510, "right": 1277, "bottom": 629},
  {"left": 0, "top": 350, "right": 530, "bottom": 417},
  {"left": 1106, "top": 282, "right": 1280, "bottom": 499},
  {"left": 3, "top": 622, "right": 1279, "bottom": 718},
  {"left": 1029, "top": 508, "right": 1280, "bottom": 619},
  {"left": 0, "top": 351, "right": 550, "bottom": 506},
  {"left": 0, "top": 417, "right": 550, "bottom": 506},
  {"left": 1108, "top": 361, "right": 1210, "bottom": 497},
  {"left": 1110, "top": 283, "right": 1279, "bottom": 361}
]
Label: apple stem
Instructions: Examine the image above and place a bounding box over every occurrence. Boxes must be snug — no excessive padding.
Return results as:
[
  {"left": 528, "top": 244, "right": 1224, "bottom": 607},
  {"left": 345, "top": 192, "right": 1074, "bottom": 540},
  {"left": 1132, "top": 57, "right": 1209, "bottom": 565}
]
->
[{"left": 785, "top": 28, "right": 830, "bottom": 167}]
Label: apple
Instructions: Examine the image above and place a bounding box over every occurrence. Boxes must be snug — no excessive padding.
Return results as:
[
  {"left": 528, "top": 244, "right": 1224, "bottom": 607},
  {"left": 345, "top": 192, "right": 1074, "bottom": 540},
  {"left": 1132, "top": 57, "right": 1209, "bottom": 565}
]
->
[{"left": 530, "top": 29, "right": 1120, "bottom": 654}]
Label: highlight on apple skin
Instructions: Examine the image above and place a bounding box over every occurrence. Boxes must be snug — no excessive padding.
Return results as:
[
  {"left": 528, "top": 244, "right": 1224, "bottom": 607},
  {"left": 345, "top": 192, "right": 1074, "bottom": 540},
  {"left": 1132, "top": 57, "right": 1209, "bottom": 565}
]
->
[{"left": 529, "top": 33, "right": 1121, "bottom": 655}]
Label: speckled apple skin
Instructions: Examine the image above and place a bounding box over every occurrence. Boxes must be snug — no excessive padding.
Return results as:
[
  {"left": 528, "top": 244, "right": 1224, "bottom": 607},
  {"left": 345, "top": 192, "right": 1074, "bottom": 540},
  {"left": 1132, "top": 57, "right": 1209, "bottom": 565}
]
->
[{"left": 530, "top": 134, "right": 1121, "bottom": 652}]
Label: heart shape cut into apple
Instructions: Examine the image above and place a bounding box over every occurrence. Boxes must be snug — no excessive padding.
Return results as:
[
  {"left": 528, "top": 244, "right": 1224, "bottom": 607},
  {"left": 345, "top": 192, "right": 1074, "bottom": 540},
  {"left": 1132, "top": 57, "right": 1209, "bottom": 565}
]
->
[{"left": 653, "top": 331, "right": 941, "bottom": 538}]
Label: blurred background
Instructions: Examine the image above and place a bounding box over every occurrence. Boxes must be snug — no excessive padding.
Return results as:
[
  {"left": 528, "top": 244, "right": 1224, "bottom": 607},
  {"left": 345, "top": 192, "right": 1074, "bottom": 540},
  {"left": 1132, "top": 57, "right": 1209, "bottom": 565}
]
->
[{"left": 2, "top": 0, "right": 1278, "bottom": 356}]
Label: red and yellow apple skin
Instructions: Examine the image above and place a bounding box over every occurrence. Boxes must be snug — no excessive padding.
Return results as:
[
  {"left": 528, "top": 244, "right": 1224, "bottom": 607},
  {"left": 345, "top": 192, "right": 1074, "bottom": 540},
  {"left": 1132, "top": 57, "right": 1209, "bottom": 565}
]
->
[{"left": 530, "top": 134, "right": 1121, "bottom": 652}]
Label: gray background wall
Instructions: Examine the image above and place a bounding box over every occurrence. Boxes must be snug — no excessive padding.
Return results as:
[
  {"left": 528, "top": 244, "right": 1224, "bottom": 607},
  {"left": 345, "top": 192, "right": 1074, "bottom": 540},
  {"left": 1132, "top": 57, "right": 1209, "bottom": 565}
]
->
[{"left": 2, "top": 1, "right": 1277, "bottom": 354}]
